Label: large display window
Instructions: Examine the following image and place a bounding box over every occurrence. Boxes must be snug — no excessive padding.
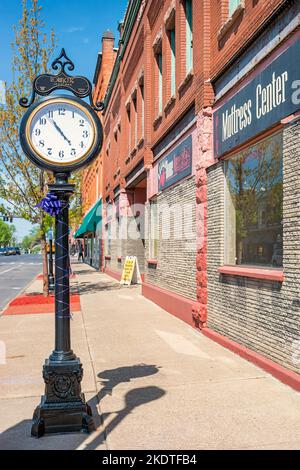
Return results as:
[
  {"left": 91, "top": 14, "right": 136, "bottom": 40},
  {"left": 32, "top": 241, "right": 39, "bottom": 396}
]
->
[{"left": 225, "top": 132, "right": 283, "bottom": 267}]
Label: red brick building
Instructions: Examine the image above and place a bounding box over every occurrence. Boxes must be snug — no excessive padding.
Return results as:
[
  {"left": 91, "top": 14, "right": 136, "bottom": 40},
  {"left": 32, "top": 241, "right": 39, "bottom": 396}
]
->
[
  {"left": 78, "top": 31, "right": 117, "bottom": 268},
  {"left": 79, "top": 0, "right": 300, "bottom": 386},
  {"left": 94, "top": 0, "right": 214, "bottom": 328},
  {"left": 206, "top": 0, "right": 300, "bottom": 385}
]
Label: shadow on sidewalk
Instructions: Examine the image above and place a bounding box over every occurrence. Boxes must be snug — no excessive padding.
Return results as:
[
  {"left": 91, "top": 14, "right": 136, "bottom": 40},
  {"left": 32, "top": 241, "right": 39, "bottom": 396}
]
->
[
  {"left": 97, "top": 364, "right": 161, "bottom": 401},
  {"left": 84, "top": 385, "right": 166, "bottom": 450},
  {"left": 0, "top": 364, "right": 165, "bottom": 450},
  {"left": 78, "top": 281, "right": 122, "bottom": 295},
  {"left": 71, "top": 268, "right": 97, "bottom": 276}
]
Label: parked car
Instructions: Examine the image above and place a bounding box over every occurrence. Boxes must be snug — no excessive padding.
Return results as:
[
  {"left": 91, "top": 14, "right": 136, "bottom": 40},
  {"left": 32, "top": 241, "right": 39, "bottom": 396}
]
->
[
  {"left": 5, "top": 247, "right": 16, "bottom": 256},
  {"left": 0, "top": 248, "right": 7, "bottom": 256},
  {"left": 13, "top": 247, "right": 21, "bottom": 255}
]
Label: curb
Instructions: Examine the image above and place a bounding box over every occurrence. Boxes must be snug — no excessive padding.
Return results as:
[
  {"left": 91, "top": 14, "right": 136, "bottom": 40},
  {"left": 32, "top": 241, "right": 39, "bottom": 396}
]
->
[
  {"left": 202, "top": 327, "right": 300, "bottom": 393},
  {"left": 104, "top": 268, "right": 300, "bottom": 393},
  {"left": 0, "top": 272, "right": 42, "bottom": 318},
  {"left": 2, "top": 273, "right": 81, "bottom": 315}
]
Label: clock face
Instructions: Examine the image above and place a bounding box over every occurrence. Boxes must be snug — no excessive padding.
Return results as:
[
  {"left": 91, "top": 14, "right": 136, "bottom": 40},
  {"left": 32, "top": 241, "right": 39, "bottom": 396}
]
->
[{"left": 26, "top": 98, "right": 96, "bottom": 165}]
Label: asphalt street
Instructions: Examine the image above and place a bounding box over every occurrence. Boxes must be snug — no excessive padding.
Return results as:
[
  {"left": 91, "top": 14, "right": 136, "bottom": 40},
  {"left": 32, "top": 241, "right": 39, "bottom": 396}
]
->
[{"left": 0, "top": 254, "right": 42, "bottom": 311}]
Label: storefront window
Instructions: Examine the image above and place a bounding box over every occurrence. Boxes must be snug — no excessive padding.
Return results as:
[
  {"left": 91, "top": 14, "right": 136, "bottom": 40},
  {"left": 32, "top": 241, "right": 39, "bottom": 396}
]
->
[
  {"left": 149, "top": 200, "right": 158, "bottom": 259},
  {"left": 105, "top": 223, "right": 111, "bottom": 256},
  {"left": 225, "top": 132, "right": 283, "bottom": 268},
  {"left": 117, "top": 218, "right": 122, "bottom": 259}
]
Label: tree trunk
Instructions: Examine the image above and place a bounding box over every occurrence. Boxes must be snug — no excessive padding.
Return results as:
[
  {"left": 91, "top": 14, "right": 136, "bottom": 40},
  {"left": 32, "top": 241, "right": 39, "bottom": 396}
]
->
[{"left": 41, "top": 234, "right": 49, "bottom": 297}]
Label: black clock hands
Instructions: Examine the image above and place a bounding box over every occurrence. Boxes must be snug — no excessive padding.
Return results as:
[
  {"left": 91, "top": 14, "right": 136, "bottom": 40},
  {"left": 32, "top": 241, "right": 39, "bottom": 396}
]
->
[{"left": 49, "top": 118, "right": 72, "bottom": 146}]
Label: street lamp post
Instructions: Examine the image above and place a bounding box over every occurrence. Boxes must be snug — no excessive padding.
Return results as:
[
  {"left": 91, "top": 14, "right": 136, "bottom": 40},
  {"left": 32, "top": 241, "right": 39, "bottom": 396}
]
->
[
  {"left": 31, "top": 173, "right": 94, "bottom": 437},
  {"left": 19, "top": 49, "right": 103, "bottom": 438}
]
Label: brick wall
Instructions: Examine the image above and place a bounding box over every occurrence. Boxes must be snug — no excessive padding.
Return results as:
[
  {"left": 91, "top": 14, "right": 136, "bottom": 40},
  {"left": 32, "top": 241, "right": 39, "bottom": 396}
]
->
[
  {"left": 206, "top": 121, "right": 300, "bottom": 374},
  {"left": 102, "top": 0, "right": 209, "bottom": 205},
  {"left": 210, "top": 0, "right": 287, "bottom": 81},
  {"left": 82, "top": 32, "right": 116, "bottom": 213},
  {"left": 145, "top": 176, "right": 197, "bottom": 300}
]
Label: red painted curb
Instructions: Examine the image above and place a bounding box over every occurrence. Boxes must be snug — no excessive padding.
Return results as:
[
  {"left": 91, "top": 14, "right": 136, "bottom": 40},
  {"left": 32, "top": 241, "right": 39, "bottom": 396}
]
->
[
  {"left": 104, "top": 267, "right": 122, "bottom": 281},
  {"left": 202, "top": 327, "right": 300, "bottom": 392},
  {"left": 3, "top": 282, "right": 81, "bottom": 316},
  {"left": 142, "top": 282, "right": 196, "bottom": 327},
  {"left": 81, "top": 268, "right": 300, "bottom": 393},
  {"left": 10, "top": 293, "right": 80, "bottom": 306},
  {"left": 4, "top": 303, "right": 81, "bottom": 316}
]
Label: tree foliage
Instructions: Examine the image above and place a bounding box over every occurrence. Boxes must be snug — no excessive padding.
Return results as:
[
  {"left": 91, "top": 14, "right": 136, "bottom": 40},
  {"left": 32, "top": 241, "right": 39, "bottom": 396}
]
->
[
  {"left": 21, "top": 226, "right": 40, "bottom": 250},
  {"left": 0, "top": 220, "right": 16, "bottom": 247},
  {"left": 0, "top": 0, "right": 55, "bottom": 229},
  {"left": 0, "top": 0, "right": 56, "bottom": 294},
  {"left": 0, "top": 0, "right": 84, "bottom": 291}
]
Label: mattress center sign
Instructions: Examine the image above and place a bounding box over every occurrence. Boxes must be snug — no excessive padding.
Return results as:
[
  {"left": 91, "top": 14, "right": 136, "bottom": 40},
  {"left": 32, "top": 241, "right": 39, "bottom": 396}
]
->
[
  {"left": 214, "top": 38, "right": 300, "bottom": 157},
  {"left": 158, "top": 135, "right": 192, "bottom": 192}
]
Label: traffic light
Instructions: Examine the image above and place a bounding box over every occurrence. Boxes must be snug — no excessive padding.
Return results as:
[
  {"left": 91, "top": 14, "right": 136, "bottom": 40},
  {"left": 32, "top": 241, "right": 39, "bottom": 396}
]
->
[{"left": 2, "top": 215, "right": 13, "bottom": 222}]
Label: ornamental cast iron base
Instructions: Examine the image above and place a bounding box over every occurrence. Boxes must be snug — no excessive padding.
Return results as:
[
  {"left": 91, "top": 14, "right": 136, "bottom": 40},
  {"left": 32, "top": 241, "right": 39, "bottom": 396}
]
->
[{"left": 31, "top": 358, "right": 95, "bottom": 438}]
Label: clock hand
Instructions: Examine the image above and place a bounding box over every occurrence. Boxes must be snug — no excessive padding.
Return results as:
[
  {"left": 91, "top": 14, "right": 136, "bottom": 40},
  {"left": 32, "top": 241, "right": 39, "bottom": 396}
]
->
[
  {"left": 48, "top": 118, "right": 72, "bottom": 146},
  {"left": 52, "top": 120, "right": 72, "bottom": 146}
]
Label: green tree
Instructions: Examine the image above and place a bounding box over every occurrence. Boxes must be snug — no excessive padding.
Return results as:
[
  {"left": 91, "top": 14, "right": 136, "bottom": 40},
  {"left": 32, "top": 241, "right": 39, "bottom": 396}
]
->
[
  {"left": 0, "top": 0, "right": 55, "bottom": 294},
  {"left": 21, "top": 226, "right": 40, "bottom": 251},
  {"left": 0, "top": 220, "right": 16, "bottom": 247},
  {"left": 69, "top": 173, "right": 84, "bottom": 228}
]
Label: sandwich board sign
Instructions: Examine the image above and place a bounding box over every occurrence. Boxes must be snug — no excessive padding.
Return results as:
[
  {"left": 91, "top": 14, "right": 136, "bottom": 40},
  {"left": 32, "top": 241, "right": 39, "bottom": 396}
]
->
[{"left": 120, "top": 256, "right": 142, "bottom": 285}]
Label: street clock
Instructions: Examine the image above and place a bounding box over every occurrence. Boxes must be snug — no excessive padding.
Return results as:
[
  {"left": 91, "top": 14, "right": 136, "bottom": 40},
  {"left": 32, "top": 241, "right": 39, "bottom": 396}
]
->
[
  {"left": 18, "top": 49, "right": 103, "bottom": 437},
  {"left": 20, "top": 95, "right": 103, "bottom": 173}
]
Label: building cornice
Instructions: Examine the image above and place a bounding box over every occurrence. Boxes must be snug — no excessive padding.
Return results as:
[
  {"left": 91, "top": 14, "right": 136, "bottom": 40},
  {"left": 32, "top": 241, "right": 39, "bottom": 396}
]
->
[
  {"left": 211, "top": 0, "right": 296, "bottom": 84},
  {"left": 103, "top": 0, "right": 143, "bottom": 110}
]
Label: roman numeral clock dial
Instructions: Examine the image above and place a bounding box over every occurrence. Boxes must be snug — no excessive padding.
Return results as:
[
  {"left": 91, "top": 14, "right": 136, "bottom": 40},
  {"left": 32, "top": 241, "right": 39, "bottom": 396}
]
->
[{"left": 20, "top": 96, "right": 102, "bottom": 172}]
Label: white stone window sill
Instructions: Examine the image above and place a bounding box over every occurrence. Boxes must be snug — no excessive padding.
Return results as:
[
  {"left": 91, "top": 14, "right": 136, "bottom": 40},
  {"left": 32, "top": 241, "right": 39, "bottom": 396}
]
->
[
  {"left": 218, "top": 1, "right": 245, "bottom": 41},
  {"left": 164, "top": 94, "right": 176, "bottom": 113},
  {"left": 153, "top": 113, "right": 163, "bottom": 128},
  {"left": 137, "top": 137, "right": 144, "bottom": 149},
  {"left": 178, "top": 69, "right": 194, "bottom": 94}
]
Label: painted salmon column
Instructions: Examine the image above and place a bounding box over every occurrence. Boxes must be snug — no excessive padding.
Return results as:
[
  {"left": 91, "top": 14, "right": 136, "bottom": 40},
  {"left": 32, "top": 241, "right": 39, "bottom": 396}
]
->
[{"left": 193, "top": 108, "right": 214, "bottom": 329}]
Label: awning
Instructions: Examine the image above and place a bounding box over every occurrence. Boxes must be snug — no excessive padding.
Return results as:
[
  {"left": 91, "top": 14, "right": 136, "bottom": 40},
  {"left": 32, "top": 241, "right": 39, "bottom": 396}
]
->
[{"left": 74, "top": 199, "right": 102, "bottom": 238}]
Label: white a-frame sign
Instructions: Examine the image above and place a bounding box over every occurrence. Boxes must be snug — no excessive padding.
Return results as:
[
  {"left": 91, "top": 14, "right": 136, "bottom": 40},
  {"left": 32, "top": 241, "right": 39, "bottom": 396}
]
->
[{"left": 120, "top": 256, "right": 142, "bottom": 285}]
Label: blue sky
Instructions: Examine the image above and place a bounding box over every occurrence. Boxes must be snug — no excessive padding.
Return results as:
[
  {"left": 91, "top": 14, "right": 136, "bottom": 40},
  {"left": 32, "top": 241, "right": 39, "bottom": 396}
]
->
[{"left": 0, "top": 0, "right": 128, "bottom": 241}]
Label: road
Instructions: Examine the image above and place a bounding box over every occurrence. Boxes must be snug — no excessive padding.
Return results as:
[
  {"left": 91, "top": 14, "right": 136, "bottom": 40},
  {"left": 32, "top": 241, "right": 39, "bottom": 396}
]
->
[{"left": 0, "top": 254, "right": 42, "bottom": 311}]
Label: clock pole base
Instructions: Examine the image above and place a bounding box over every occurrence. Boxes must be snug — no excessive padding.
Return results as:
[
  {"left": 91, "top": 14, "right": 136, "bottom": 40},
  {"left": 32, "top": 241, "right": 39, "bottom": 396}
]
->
[
  {"left": 31, "top": 399, "right": 94, "bottom": 438},
  {"left": 31, "top": 358, "right": 95, "bottom": 438}
]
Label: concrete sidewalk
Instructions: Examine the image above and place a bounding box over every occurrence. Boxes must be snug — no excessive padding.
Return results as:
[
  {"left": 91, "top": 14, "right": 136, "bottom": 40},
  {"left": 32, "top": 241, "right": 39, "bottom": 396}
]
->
[{"left": 0, "top": 261, "right": 300, "bottom": 450}]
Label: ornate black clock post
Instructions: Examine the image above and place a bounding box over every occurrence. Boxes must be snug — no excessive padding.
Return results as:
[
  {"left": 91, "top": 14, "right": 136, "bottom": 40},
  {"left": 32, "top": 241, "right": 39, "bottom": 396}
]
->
[{"left": 19, "top": 50, "right": 103, "bottom": 437}]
